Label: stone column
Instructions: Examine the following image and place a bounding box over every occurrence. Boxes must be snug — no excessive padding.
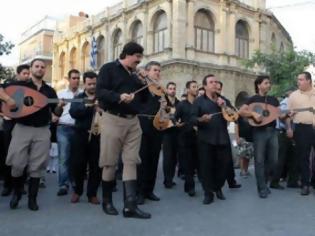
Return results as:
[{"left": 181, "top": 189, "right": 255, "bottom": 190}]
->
[
  {"left": 186, "top": 0, "right": 195, "bottom": 60},
  {"left": 171, "top": 0, "right": 187, "bottom": 58}
]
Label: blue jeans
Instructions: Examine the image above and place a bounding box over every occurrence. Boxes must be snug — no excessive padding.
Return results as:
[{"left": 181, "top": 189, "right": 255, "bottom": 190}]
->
[
  {"left": 57, "top": 125, "right": 75, "bottom": 188},
  {"left": 253, "top": 127, "right": 278, "bottom": 193}
]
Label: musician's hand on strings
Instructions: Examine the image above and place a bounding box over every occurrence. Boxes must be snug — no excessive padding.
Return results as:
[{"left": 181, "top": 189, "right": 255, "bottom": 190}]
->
[
  {"left": 175, "top": 122, "right": 185, "bottom": 128},
  {"left": 51, "top": 114, "right": 59, "bottom": 123},
  {"left": 251, "top": 112, "right": 262, "bottom": 123},
  {"left": 57, "top": 99, "right": 66, "bottom": 108},
  {"left": 217, "top": 97, "right": 226, "bottom": 107},
  {"left": 5, "top": 97, "right": 16, "bottom": 110},
  {"left": 120, "top": 93, "right": 134, "bottom": 104},
  {"left": 137, "top": 70, "right": 147, "bottom": 84},
  {"left": 287, "top": 110, "right": 296, "bottom": 118},
  {"left": 198, "top": 114, "right": 212, "bottom": 123}
]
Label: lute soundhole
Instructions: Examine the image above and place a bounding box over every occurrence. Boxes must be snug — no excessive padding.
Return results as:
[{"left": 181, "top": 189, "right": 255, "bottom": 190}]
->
[
  {"left": 262, "top": 110, "right": 270, "bottom": 117},
  {"left": 24, "top": 96, "right": 34, "bottom": 106}
]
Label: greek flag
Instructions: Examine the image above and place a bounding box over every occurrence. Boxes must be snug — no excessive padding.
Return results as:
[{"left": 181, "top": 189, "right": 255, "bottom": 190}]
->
[{"left": 90, "top": 36, "right": 97, "bottom": 70}]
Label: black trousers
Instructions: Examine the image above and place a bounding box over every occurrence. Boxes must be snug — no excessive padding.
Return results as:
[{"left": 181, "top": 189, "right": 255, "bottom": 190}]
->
[
  {"left": 178, "top": 136, "right": 198, "bottom": 191},
  {"left": 138, "top": 130, "right": 162, "bottom": 195},
  {"left": 198, "top": 141, "right": 229, "bottom": 193},
  {"left": 272, "top": 131, "right": 299, "bottom": 184},
  {"left": 226, "top": 144, "right": 237, "bottom": 185},
  {"left": 162, "top": 130, "right": 178, "bottom": 184},
  {"left": 70, "top": 130, "right": 101, "bottom": 197},
  {"left": 2, "top": 120, "right": 15, "bottom": 189},
  {"left": 294, "top": 124, "right": 315, "bottom": 187}
]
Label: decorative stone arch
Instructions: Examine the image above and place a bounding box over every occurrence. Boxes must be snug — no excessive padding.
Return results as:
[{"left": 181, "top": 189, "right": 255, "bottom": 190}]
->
[
  {"left": 112, "top": 28, "right": 123, "bottom": 59},
  {"left": 271, "top": 32, "right": 277, "bottom": 50},
  {"left": 235, "top": 19, "right": 250, "bottom": 58},
  {"left": 235, "top": 17, "right": 252, "bottom": 36},
  {"left": 129, "top": 20, "right": 144, "bottom": 45},
  {"left": 96, "top": 35, "right": 105, "bottom": 69},
  {"left": 59, "top": 51, "right": 66, "bottom": 79},
  {"left": 279, "top": 42, "right": 284, "bottom": 52},
  {"left": 149, "top": 7, "right": 169, "bottom": 32},
  {"left": 81, "top": 41, "right": 90, "bottom": 72},
  {"left": 194, "top": 8, "right": 216, "bottom": 52},
  {"left": 235, "top": 91, "right": 249, "bottom": 108},
  {"left": 69, "top": 47, "right": 77, "bottom": 69},
  {"left": 193, "top": 6, "right": 218, "bottom": 26},
  {"left": 150, "top": 10, "right": 168, "bottom": 53}
]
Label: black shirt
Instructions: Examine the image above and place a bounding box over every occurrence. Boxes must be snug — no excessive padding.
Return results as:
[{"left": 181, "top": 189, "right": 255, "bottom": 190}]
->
[
  {"left": 96, "top": 60, "right": 149, "bottom": 115},
  {"left": 191, "top": 94, "right": 231, "bottom": 145},
  {"left": 245, "top": 95, "right": 279, "bottom": 129},
  {"left": 236, "top": 117, "right": 253, "bottom": 142},
  {"left": 69, "top": 92, "right": 94, "bottom": 131},
  {"left": 2, "top": 79, "right": 58, "bottom": 127},
  {"left": 175, "top": 99, "right": 196, "bottom": 146},
  {"left": 163, "top": 95, "right": 179, "bottom": 134},
  {"left": 138, "top": 93, "right": 161, "bottom": 134}
]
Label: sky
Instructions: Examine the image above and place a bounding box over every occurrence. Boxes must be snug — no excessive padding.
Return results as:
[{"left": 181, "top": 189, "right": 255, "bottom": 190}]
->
[{"left": 0, "top": 0, "right": 314, "bottom": 66}]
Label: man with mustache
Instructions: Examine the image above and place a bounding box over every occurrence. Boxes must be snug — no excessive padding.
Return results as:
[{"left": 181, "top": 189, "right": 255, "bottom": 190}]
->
[{"left": 96, "top": 42, "right": 151, "bottom": 219}]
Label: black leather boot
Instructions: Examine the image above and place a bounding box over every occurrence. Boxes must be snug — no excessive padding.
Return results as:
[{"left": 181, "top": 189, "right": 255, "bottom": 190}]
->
[
  {"left": 203, "top": 192, "right": 214, "bottom": 205},
  {"left": 10, "top": 177, "right": 23, "bottom": 209},
  {"left": 216, "top": 189, "right": 226, "bottom": 200},
  {"left": 28, "top": 178, "right": 40, "bottom": 211},
  {"left": 123, "top": 180, "right": 151, "bottom": 219},
  {"left": 102, "top": 181, "right": 118, "bottom": 215}
]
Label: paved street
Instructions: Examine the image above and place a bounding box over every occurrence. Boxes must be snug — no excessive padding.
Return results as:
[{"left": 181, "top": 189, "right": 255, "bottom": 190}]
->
[{"left": 1, "top": 165, "right": 315, "bottom": 236}]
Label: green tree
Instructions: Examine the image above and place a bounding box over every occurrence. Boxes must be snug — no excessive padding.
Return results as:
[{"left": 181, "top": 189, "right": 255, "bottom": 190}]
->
[
  {"left": 0, "top": 34, "right": 14, "bottom": 56},
  {"left": 243, "top": 48, "right": 315, "bottom": 96},
  {"left": 0, "top": 33, "right": 14, "bottom": 81}
]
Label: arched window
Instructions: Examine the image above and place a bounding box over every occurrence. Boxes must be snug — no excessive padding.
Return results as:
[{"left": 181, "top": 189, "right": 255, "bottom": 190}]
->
[
  {"left": 235, "top": 20, "right": 249, "bottom": 58},
  {"left": 280, "top": 42, "right": 284, "bottom": 52},
  {"left": 69, "top": 47, "right": 77, "bottom": 69},
  {"left": 131, "top": 21, "right": 143, "bottom": 45},
  {"left": 271, "top": 33, "right": 276, "bottom": 45},
  {"left": 97, "top": 35, "right": 105, "bottom": 69},
  {"left": 194, "top": 10, "right": 215, "bottom": 52},
  {"left": 59, "top": 52, "right": 65, "bottom": 79},
  {"left": 113, "top": 29, "right": 123, "bottom": 59},
  {"left": 81, "top": 42, "right": 90, "bottom": 72},
  {"left": 153, "top": 11, "right": 167, "bottom": 53}
]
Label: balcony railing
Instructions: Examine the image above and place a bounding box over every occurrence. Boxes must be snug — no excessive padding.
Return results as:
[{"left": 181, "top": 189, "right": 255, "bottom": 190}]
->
[
  {"left": 21, "top": 51, "right": 53, "bottom": 63},
  {"left": 21, "top": 16, "right": 56, "bottom": 42}
]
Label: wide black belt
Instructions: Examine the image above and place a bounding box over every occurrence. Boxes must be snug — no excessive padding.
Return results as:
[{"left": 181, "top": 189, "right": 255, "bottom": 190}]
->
[{"left": 107, "top": 110, "right": 136, "bottom": 119}]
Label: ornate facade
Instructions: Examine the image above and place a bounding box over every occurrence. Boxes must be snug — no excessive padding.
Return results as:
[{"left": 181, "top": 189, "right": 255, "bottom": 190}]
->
[{"left": 52, "top": 0, "right": 292, "bottom": 105}]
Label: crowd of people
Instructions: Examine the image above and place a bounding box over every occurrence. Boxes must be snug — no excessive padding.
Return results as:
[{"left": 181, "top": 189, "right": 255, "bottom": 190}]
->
[{"left": 0, "top": 41, "right": 314, "bottom": 219}]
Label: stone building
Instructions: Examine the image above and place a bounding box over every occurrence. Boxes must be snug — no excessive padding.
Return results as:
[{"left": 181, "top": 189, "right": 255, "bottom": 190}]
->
[
  {"left": 20, "top": 16, "right": 56, "bottom": 83},
  {"left": 52, "top": 0, "right": 292, "bottom": 105}
]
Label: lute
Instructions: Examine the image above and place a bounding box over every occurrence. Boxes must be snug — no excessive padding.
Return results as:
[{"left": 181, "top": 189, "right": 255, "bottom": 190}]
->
[
  {"left": 2, "top": 85, "right": 93, "bottom": 118},
  {"left": 248, "top": 102, "right": 314, "bottom": 127}
]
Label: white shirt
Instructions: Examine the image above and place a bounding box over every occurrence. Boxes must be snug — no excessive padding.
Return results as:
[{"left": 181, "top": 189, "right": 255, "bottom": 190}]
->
[{"left": 57, "top": 88, "right": 82, "bottom": 126}]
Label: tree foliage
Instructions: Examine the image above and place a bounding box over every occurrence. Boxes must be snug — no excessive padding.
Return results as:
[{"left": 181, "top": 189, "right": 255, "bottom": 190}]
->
[
  {"left": 0, "top": 34, "right": 14, "bottom": 56},
  {"left": 243, "top": 48, "right": 315, "bottom": 96},
  {"left": 0, "top": 33, "right": 15, "bottom": 81}
]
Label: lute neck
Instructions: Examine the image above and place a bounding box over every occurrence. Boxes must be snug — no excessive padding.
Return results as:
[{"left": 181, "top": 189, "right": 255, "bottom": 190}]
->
[{"left": 46, "top": 98, "right": 85, "bottom": 103}]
